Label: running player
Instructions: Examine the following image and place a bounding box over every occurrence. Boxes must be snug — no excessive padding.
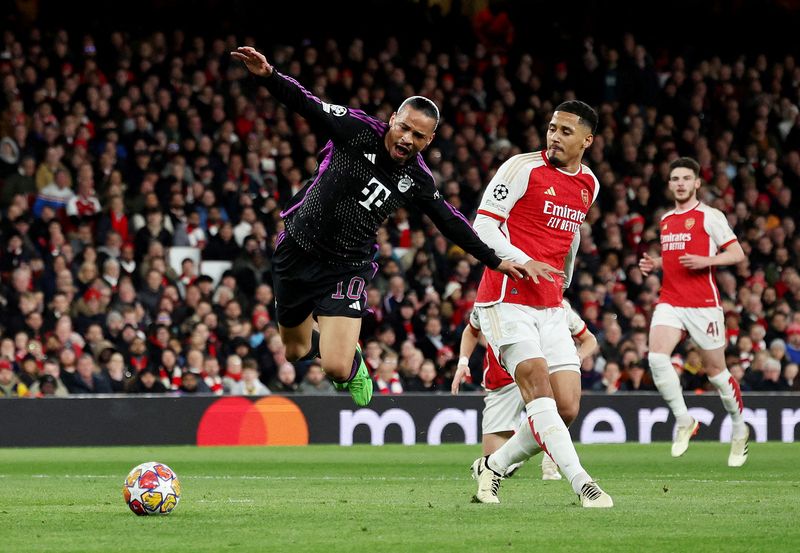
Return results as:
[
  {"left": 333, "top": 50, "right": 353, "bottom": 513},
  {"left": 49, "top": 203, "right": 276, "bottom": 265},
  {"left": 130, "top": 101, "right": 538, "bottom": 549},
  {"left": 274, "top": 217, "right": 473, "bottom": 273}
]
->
[
  {"left": 231, "top": 47, "right": 526, "bottom": 406},
  {"left": 452, "top": 299, "right": 597, "bottom": 481},
  {"left": 639, "top": 157, "right": 749, "bottom": 466},
  {"left": 469, "top": 100, "right": 613, "bottom": 507}
]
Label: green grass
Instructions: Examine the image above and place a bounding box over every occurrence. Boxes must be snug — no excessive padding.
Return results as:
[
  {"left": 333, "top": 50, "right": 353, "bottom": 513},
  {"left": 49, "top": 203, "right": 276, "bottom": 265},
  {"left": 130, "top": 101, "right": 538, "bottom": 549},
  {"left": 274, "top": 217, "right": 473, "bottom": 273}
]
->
[{"left": 0, "top": 443, "right": 798, "bottom": 552}]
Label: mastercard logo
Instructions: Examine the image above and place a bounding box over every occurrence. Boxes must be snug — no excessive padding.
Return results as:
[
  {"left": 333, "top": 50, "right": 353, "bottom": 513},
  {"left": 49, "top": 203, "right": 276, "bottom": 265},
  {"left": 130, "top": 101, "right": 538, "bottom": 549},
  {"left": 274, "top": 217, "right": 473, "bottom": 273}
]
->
[{"left": 196, "top": 396, "right": 309, "bottom": 446}]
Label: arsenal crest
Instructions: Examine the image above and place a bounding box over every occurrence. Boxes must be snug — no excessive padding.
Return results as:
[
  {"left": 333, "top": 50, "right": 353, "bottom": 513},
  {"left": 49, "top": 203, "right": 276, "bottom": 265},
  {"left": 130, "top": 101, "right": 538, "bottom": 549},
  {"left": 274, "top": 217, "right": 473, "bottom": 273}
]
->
[
  {"left": 581, "top": 189, "right": 589, "bottom": 207},
  {"left": 685, "top": 218, "right": 695, "bottom": 230}
]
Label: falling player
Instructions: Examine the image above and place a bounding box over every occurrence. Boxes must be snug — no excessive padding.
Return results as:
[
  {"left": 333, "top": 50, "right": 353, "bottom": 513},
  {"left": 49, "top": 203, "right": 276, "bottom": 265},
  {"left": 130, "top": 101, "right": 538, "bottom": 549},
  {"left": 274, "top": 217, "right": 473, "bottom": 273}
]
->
[
  {"left": 639, "top": 157, "right": 748, "bottom": 466},
  {"left": 452, "top": 299, "right": 597, "bottom": 481},
  {"left": 231, "top": 46, "right": 526, "bottom": 407},
  {"left": 468, "top": 100, "right": 613, "bottom": 507}
]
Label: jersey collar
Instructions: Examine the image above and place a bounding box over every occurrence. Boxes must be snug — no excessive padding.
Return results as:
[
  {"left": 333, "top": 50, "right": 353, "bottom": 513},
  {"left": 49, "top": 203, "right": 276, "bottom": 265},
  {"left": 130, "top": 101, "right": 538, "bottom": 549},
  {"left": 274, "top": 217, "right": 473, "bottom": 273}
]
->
[
  {"left": 542, "top": 150, "right": 581, "bottom": 176},
  {"left": 673, "top": 200, "right": 701, "bottom": 215}
]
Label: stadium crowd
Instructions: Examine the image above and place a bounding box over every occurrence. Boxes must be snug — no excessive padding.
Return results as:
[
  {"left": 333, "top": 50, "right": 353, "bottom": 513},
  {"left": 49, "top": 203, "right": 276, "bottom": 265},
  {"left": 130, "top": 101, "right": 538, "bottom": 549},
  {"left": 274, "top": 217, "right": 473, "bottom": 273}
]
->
[{"left": 1, "top": 7, "right": 800, "bottom": 398}]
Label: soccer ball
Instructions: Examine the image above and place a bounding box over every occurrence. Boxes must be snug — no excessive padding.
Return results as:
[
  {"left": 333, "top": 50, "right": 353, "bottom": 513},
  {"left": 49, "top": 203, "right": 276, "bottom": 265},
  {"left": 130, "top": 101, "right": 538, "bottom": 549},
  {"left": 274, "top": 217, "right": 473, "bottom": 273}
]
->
[{"left": 122, "top": 461, "right": 181, "bottom": 516}]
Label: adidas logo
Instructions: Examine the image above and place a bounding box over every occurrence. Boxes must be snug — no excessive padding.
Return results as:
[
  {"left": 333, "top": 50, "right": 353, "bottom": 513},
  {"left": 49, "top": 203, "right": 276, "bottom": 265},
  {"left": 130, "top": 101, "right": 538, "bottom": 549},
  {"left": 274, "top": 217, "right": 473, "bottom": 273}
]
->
[
  {"left": 544, "top": 186, "right": 556, "bottom": 196},
  {"left": 364, "top": 152, "right": 376, "bottom": 164},
  {"left": 348, "top": 300, "right": 361, "bottom": 311}
]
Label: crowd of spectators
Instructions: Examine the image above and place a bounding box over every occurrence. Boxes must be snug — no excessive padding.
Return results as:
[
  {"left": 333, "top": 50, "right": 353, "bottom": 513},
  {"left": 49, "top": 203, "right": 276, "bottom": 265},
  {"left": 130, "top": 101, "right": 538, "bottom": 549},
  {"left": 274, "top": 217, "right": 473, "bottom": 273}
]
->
[{"left": 1, "top": 7, "right": 800, "bottom": 399}]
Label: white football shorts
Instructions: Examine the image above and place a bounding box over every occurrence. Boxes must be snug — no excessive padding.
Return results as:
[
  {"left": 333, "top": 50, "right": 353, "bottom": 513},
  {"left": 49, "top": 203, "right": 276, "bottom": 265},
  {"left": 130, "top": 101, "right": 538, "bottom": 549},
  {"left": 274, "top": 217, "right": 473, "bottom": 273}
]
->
[
  {"left": 651, "top": 303, "right": 726, "bottom": 350},
  {"left": 476, "top": 303, "right": 580, "bottom": 378},
  {"left": 482, "top": 382, "right": 525, "bottom": 435}
]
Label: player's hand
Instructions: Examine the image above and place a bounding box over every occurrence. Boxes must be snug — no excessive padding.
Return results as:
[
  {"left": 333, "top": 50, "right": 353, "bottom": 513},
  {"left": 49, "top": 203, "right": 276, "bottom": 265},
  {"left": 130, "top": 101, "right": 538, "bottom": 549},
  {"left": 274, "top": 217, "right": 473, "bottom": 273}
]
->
[
  {"left": 523, "top": 259, "right": 565, "bottom": 284},
  {"left": 496, "top": 260, "right": 527, "bottom": 281},
  {"left": 230, "top": 46, "right": 273, "bottom": 77},
  {"left": 679, "top": 254, "right": 711, "bottom": 270},
  {"left": 639, "top": 252, "right": 657, "bottom": 276},
  {"left": 451, "top": 362, "right": 471, "bottom": 395}
]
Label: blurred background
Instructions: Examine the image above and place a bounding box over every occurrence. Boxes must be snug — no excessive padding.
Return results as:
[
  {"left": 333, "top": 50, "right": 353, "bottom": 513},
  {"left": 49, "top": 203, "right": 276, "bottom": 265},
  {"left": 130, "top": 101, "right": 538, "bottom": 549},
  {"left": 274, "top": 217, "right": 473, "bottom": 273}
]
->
[{"left": 1, "top": 0, "right": 799, "bottom": 402}]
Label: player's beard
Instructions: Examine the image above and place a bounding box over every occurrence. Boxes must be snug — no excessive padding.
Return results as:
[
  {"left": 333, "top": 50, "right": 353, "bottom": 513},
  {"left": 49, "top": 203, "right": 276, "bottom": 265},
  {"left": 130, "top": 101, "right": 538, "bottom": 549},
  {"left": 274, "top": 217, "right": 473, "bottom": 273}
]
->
[
  {"left": 673, "top": 190, "right": 697, "bottom": 207},
  {"left": 546, "top": 148, "right": 565, "bottom": 167}
]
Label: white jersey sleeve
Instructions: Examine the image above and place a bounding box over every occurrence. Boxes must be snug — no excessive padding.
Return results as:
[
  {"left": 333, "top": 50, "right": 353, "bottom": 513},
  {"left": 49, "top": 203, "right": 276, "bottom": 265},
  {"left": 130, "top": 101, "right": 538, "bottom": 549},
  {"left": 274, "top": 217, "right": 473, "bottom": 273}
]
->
[
  {"left": 473, "top": 215, "right": 533, "bottom": 264},
  {"left": 476, "top": 154, "right": 535, "bottom": 220},
  {"left": 703, "top": 206, "right": 737, "bottom": 249},
  {"left": 581, "top": 164, "right": 601, "bottom": 205},
  {"left": 474, "top": 154, "right": 544, "bottom": 264},
  {"left": 561, "top": 299, "right": 588, "bottom": 336}
]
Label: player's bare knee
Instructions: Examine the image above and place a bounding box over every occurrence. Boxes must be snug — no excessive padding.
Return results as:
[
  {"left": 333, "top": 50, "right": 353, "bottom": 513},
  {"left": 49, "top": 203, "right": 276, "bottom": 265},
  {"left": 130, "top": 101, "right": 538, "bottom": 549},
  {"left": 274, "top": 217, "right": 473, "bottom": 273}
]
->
[
  {"left": 704, "top": 365, "right": 725, "bottom": 377},
  {"left": 318, "top": 356, "right": 350, "bottom": 379},
  {"left": 558, "top": 402, "right": 580, "bottom": 426},
  {"left": 515, "top": 361, "right": 553, "bottom": 400}
]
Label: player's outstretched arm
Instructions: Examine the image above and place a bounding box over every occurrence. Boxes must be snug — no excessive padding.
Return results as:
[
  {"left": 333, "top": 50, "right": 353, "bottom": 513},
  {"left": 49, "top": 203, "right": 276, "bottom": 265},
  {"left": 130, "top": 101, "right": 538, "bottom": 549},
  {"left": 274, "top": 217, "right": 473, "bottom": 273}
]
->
[
  {"left": 452, "top": 325, "right": 480, "bottom": 395},
  {"left": 416, "top": 195, "right": 528, "bottom": 279},
  {"left": 679, "top": 241, "right": 745, "bottom": 270},
  {"left": 231, "top": 46, "right": 354, "bottom": 138},
  {"left": 230, "top": 46, "right": 273, "bottom": 77}
]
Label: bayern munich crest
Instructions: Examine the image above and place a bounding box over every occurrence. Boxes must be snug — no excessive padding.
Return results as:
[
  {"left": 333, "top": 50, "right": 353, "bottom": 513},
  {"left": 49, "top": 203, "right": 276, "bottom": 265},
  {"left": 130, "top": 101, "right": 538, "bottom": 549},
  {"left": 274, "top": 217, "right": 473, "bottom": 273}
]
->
[
  {"left": 685, "top": 218, "right": 695, "bottom": 230},
  {"left": 398, "top": 176, "right": 413, "bottom": 193},
  {"left": 493, "top": 183, "right": 509, "bottom": 201}
]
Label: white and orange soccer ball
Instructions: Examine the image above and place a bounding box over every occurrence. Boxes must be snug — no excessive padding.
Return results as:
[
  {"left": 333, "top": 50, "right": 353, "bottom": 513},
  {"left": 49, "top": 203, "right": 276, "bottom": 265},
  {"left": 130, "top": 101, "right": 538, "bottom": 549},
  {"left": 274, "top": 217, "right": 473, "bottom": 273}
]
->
[{"left": 122, "top": 461, "right": 181, "bottom": 516}]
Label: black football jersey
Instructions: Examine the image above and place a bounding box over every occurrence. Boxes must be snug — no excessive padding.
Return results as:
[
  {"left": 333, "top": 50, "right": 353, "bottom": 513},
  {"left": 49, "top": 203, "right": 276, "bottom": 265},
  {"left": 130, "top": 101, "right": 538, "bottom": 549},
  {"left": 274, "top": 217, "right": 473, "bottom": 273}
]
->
[{"left": 261, "top": 72, "right": 501, "bottom": 269}]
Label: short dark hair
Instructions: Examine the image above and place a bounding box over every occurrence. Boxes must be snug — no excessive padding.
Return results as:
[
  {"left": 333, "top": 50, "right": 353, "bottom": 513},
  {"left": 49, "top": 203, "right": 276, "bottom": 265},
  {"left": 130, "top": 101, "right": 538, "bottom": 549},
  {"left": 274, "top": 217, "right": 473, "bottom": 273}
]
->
[
  {"left": 398, "top": 96, "right": 440, "bottom": 130},
  {"left": 668, "top": 157, "right": 700, "bottom": 178},
  {"left": 555, "top": 100, "right": 598, "bottom": 134}
]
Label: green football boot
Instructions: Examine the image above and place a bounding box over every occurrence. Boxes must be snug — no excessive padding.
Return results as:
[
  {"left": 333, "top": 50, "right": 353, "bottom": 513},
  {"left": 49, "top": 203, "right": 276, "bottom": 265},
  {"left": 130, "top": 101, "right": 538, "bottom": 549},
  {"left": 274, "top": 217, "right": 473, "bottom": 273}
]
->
[{"left": 332, "top": 344, "right": 373, "bottom": 406}]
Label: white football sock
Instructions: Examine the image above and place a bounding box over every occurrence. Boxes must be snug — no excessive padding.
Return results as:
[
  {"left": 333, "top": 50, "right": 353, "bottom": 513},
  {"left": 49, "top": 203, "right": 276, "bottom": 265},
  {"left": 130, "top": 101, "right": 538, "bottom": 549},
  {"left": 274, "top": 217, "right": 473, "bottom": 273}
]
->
[
  {"left": 649, "top": 352, "right": 693, "bottom": 427},
  {"left": 526, "top": 397, "right": 590, "bottom": 494},
  {"left": 708, "top": 369, "right": 747, "bottom": 439},
  {"left": 487, "top": 420, "right": 541, "bottom": 473}
]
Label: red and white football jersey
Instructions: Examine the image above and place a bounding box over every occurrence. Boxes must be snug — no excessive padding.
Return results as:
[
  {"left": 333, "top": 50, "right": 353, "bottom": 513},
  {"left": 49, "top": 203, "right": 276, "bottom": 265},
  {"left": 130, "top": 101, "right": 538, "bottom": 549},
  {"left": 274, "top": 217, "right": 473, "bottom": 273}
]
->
[
  {"left": 469, "top": 301, "right": 587, "bottom": 390},
  {"left": 658, "top": 202, "right": 737, "bottom": 308},
  {"left": 475, "top": 150, "right": 599, "bottom": 308}
]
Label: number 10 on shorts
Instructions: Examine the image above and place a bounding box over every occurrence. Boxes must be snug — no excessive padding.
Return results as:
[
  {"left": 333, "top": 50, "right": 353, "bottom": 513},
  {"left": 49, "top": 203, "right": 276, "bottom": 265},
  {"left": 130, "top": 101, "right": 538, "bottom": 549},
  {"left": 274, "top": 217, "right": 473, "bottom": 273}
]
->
[{"left": 332, "top": 276, "right": 365, "bottom": 300}]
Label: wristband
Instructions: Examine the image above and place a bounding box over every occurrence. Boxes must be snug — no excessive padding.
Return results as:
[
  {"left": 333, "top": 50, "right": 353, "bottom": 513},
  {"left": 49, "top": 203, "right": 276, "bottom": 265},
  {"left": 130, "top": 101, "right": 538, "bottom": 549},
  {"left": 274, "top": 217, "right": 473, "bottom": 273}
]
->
[{"left": 458, "top": 356, "right": 470, "bottom": 366}]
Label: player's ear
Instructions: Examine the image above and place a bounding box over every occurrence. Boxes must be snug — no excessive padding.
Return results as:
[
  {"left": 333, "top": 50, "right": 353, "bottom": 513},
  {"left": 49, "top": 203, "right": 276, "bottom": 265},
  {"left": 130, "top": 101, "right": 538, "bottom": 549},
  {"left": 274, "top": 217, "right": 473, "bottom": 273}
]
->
[
  {"left": 583, "top": 133, "right": 594, "bottom": 149},
  {"left": 389, "top": 112, "right": 397, "bottom": 126}
]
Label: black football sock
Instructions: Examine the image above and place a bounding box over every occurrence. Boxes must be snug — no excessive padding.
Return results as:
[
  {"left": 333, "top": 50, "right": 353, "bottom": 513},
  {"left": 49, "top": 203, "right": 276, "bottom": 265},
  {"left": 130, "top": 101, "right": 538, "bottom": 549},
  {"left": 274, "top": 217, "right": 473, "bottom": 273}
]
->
[{"left": 297, "top": 330, "right": 320, "bottom": 362}]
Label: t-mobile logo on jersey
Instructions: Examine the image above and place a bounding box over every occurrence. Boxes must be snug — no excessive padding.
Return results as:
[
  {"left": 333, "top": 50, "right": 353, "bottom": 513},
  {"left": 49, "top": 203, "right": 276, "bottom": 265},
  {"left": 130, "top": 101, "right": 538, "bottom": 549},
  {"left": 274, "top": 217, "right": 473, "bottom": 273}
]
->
[
  {"left": 359, "top": 177, "right": 391, "bottom": 211},
  {"left": 543, "top": 200, "right": 585, "bottom": 233}
]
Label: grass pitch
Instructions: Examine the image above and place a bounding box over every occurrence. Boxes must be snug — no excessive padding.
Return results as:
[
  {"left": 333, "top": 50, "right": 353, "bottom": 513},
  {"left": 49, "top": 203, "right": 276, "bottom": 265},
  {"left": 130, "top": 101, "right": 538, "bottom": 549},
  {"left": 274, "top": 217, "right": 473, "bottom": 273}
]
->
[{"left": 0, "top": 443, "right": 797, "bottom": 552}]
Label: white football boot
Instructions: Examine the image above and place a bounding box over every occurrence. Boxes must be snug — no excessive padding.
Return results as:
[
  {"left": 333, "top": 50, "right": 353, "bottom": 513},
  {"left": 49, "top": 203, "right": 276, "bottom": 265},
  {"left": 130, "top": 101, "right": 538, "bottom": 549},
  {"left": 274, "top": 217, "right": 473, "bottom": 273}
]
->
[
  {"left": 728, "top": 426, "right": 750, "bottom": 467},
  {"left": 578, "top": 481, "right": 614, "bottom": 508},
  {"left": 671, "top": 418, "right": 700, "bottom": 457},
  {"left": 470, "top": 456, "right": 502, "bottom": 504}
]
